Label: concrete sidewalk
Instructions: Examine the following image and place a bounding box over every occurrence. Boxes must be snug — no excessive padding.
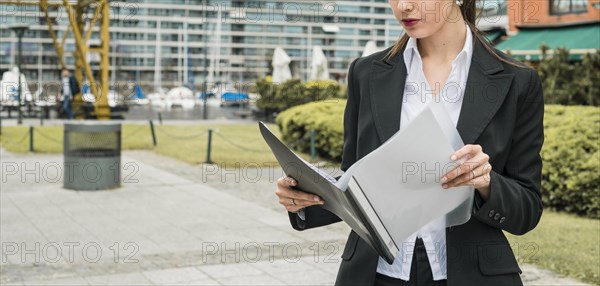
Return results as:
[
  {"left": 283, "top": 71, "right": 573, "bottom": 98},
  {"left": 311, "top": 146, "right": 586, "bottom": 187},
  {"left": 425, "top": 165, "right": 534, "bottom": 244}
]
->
[
  {"left": 1, "top": 150, "right": 346, "bottom": 285},
  {"left": 0, "top": 149, "right": 589, "bottom": 285}
]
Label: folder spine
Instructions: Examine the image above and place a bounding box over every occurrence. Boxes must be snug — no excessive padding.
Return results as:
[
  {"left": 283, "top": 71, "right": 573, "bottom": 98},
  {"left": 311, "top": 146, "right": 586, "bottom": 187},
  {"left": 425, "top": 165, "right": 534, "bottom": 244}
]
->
[{"left": 347, "top": 176, "right": 398, "bottom": 264}]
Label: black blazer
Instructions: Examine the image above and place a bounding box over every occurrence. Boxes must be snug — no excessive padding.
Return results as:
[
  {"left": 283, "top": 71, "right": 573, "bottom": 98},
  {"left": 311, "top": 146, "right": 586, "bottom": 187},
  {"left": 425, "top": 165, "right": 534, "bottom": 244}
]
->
[{"left": 288, "top": 38, "right": 544, "bottom": 286}]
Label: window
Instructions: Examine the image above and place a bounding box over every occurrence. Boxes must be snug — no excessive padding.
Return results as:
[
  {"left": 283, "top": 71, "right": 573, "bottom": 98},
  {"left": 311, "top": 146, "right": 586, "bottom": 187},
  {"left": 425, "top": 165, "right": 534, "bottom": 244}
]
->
[{"left": 550, "top": 0, "right": 588, "bottom": 14}]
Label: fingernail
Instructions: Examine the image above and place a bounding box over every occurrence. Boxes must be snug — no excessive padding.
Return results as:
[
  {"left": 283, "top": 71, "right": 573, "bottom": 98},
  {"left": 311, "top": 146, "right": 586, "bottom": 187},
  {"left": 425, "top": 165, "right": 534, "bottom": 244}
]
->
[
  {"left": 451, "top": 155, "right": 457, "bottom": 160},
  {"left": 441, "top": 177, "right": 447, "bottom": 183},
  {"left": 442, "top": 184, "right": 448, "bottom": 189},
  {"left": 314, "top": 196, "right": 320, "bottom": 202}
]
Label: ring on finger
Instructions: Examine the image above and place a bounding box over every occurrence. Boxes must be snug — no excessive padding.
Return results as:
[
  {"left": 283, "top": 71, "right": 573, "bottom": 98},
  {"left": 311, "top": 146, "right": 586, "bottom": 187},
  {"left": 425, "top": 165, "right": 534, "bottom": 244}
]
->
[
  {"left": 471, "top": 169, "right": 476, "bottom": 180},
  {"left": 290, "top": 198, "right": 296, "bottom": 206}
]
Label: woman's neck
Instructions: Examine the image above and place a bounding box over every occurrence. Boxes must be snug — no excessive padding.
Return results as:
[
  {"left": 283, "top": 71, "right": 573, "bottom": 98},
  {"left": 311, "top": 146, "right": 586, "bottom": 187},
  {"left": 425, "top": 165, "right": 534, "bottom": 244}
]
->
[{"left": 417, "top": 15, "right": 467, "bottom": 64}]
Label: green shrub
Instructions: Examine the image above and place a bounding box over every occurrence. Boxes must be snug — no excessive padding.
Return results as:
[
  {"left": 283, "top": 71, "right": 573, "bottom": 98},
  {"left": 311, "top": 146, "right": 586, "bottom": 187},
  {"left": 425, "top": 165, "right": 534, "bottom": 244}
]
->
[
  {"left": 275, "top": 99, "right": 346, "bottom": 160},
  {"left": 542, "top": 105, "right": 599, "bottom": 218},
  {"left": 277, "top": 102, "right": 600, "bottom": 218},
  {"left": 537, "top": 48, "right": 600, "bottom": 106},
  {"left": 256, "top": 77, "right": 344, "bottom": 115}
]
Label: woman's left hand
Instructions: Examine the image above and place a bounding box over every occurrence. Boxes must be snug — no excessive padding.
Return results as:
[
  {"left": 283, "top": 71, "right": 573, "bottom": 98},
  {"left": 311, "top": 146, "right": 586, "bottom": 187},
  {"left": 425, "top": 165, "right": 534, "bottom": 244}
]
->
[{"left": 441, "top": 144, "right": 493, "bottom": 201}]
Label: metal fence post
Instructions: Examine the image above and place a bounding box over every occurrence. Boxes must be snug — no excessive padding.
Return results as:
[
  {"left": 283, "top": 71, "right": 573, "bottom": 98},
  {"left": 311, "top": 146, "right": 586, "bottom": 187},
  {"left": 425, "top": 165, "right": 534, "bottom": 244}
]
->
[
  {"left": 205, "top": 129, "right": 213, "bottom": 164},
  {"left": 29, "top": 126, "right": 34, "bottom": 152},
  {"left": 310, "top": 129, "right": 316, "bottom": 161},
  {"left": 158, "top": 112, "right": 163, "bottom": 125},
  {"left": 149, "top": 120, "right": 157, "bottom": 146}
]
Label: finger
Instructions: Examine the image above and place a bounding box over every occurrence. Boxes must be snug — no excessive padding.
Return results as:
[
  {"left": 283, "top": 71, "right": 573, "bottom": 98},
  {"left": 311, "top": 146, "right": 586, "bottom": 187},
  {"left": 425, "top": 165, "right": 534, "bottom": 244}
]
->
[
  {"left": 444, "top": 163, "right": 490, "bottom": 188},
  {"left": 450, "top": 144, "right": 481, "bottom": 161},
  {"left": 275, "top": 187, "right": 322, "bottom": 204},
  {"left": 284, "top": 200, "right": 324, "bottom": 213},
  {"left": 297, "top": 198, "right": 325, "bottom": 207},
  {"left": 276, "top": 176, "right": 323, "bottom": 202},
  {"left": 453, "top": 175, "right": 487, "bottom": 190},
  {"left": 442, "top": 152, "right": 488, "bottom": 183},
  {"left": 279, "top": 197, "right": 323, "bottom": 207},
  {"left": 280, "top": 186, "right": 323, "bottom": 203},
  {"left": 276, "top": 176, "right": 297, "bottom": 188},
  {"left": 482, "top": 163, "right": 493, "bottom": 180},
  {"left": 443, "top": 153, "right": 490, "bottom": 187},
  {"left": 442, "top": 165, "right": 480, "bottom": 188},
  {"left": 290, "top": 191, "right": 323, "bottom": 203},
  {"left": 442, "top": 160, "right": 478, "bottom": 183},
  {"left": 293, "top": 200, "right": 324, "bottom": 208}
]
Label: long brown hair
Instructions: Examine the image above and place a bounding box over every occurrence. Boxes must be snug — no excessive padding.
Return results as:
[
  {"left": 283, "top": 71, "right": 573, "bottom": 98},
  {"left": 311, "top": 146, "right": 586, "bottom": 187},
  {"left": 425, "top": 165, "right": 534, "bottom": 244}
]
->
[{"left": 384, "top": 0, "right": 528, "bottom": 68}]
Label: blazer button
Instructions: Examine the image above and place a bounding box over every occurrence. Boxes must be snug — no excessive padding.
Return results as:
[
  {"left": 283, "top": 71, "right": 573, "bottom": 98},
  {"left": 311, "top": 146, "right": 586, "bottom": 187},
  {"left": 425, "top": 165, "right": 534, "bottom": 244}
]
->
[
  {"left": 488, "top": 210, "right": 495, "bottom": 218},
  {"left": 494, "top": 213, "right": 501, "bottom": 220},
  {"left": 499, "top": 217, "right": 506, "bottom": 224}
]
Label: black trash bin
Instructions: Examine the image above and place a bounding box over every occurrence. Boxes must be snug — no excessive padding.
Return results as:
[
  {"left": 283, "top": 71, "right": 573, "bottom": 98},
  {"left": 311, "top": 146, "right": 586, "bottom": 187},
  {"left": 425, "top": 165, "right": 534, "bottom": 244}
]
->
[{"left": 63, "top": 122, "right": 121, "bottom": 190}]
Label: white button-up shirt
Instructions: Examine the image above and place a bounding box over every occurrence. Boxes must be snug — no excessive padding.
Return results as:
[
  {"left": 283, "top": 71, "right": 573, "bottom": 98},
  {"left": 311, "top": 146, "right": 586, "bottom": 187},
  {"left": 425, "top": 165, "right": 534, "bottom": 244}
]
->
[{"left": 376, "top": 22, "right": 474, "bottom": 281}]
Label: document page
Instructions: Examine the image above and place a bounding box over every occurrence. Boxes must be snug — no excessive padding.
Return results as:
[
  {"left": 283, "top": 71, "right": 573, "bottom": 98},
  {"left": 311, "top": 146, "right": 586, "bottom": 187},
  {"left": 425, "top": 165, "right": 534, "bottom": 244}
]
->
[
  {"left": 259, "top": 100, "right": 473, "bottom": 261},
  {"left": 348, "top": 101, "right": 474, "bottom": 247}
]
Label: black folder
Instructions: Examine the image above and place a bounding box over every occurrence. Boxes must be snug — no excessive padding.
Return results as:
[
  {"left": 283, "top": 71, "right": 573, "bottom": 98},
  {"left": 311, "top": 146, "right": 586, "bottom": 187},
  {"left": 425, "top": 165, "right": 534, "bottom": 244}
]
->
[{"left": 259, "top": 122, "right": 398, "bottom": 264}]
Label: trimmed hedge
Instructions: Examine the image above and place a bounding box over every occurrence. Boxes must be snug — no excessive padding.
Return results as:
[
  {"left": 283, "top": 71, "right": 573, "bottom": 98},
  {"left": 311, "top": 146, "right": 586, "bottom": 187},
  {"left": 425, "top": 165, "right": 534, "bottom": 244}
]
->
[
  {"left": 276, "top": 101, "right": 600, "bottom": 218},
  {"left": 542, "top": 105, "right": 599, "bottom": 218},
  {"left": 256, "top": 78, "right": 346, "bottom": 115},
  {"left": 275, "top": 99, "right": 346, "bottom": 160}
]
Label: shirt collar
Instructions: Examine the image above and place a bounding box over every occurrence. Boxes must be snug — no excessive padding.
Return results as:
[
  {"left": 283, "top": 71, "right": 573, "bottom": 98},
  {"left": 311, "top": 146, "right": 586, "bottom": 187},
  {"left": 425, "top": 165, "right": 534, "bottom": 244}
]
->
[{"left": 403, "top": 22, "right": 473, "bottom": 71}]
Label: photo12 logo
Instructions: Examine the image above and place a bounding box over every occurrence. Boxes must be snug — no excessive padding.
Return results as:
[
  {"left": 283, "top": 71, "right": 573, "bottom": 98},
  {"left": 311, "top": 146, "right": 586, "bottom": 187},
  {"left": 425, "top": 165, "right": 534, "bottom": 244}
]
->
[
  {"left": 201, "top": 241, "right": 341, "bottom": 264},
  {"left": 1, "top": 161, "right": 139, "bottom": 184},
  {"left": 0, "top": 1, "right": 140, "bottom": 25},
  {"left": 1, "top": 242, "right": 139, "bottom": 264}
]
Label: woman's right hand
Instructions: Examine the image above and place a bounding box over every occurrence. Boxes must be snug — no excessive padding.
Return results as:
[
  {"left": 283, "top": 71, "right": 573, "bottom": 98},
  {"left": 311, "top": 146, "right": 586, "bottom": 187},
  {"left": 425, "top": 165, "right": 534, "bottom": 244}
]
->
[{"left": 275, "top": 176, "right": 324, "bottom": 213}]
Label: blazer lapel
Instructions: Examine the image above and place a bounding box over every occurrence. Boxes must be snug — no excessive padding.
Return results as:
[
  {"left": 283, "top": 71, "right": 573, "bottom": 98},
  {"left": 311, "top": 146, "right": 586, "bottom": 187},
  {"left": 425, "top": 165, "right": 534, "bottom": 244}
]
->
[
  {"left": 369, "top": 39, "right": 514, "bottom": 145},
  {"left": 456, "top": 41, "right": 515, "bottom": 144},
  {"left": 369, "top": 49, "right": 407, "bottom": 144}
]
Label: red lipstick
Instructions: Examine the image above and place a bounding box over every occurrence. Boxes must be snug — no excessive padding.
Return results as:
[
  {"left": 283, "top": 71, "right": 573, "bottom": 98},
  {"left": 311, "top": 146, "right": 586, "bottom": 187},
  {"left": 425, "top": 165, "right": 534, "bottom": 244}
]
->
[{"left": 402, "top": 18, "right": 420, "bottom": 27}]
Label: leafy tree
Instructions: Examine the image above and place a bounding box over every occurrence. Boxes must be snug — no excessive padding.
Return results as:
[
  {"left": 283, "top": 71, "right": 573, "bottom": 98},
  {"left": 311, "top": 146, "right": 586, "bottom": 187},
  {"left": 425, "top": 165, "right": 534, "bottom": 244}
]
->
[
  {"left": 255, "top": 77, "right": 345, "bottom": 120},
  {"left": 537, "top": 47, "right": 599, "bottom": 106}
]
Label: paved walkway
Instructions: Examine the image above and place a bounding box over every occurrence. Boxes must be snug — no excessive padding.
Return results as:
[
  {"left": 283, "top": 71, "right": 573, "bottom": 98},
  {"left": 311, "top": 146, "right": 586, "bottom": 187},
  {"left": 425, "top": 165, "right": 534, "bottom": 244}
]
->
[{"left": 0, "top": 149, "right": 589, "bottom": 285}]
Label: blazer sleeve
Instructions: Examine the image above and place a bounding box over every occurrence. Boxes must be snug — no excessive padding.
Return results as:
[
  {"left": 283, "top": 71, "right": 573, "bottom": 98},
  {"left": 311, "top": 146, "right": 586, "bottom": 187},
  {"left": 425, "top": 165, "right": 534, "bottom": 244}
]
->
[
  {"left": 471, "top": 68, "right": 544, "bottom": 235},
  {"left": 288, "top": 57, "right": 361, "bottom": 231}
]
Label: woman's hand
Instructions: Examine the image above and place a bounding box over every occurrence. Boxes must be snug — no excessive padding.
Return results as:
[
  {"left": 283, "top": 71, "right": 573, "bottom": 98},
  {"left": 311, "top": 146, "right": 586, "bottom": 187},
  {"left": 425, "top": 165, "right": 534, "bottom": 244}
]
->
[
  {"left": 275, "top": 176, "right": 324, "bottom": 213},
  {"left": 441, "top": 144, "right": 493, "bottom": 201}
]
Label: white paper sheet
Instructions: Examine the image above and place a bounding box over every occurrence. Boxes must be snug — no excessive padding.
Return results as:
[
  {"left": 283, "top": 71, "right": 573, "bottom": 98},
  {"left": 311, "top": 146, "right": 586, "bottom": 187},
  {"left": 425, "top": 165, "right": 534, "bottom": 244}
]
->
[{"left": 336, "top": 100, "right": 474, "bottom": 246}]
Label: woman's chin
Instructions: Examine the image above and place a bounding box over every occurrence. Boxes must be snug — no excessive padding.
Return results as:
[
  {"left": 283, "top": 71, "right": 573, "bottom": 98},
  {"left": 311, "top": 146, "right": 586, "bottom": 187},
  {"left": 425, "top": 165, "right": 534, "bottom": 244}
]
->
[
  {"left": 405, "top": 30, "right": 426, "bottom": 39},
  {"left": 404, "top": 27, "right": 437, "bottom": 39}
]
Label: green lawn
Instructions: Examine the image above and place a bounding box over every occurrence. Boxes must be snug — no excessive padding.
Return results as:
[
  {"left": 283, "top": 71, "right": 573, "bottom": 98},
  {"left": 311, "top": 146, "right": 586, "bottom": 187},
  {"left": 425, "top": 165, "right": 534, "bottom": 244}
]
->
[
  {"left": 506, "top": 211, "right": 600, "bottom": 285},
  {"left": 1, "top": 123, "right": 598, "bottom": 284},
  {"left": 0, "top": 123, "right": 314, "bottom": 167}
]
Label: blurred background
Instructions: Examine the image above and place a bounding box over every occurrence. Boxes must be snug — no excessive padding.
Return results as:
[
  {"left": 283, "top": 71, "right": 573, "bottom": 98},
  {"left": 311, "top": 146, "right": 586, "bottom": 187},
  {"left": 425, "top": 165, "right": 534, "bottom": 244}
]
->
[{"left": 0, "top": 0, "right": 598, "bottom": 285}]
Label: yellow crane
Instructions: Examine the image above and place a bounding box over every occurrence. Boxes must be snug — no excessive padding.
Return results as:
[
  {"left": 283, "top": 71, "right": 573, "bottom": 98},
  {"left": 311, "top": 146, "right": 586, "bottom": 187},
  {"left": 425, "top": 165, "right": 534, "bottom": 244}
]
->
[{"left": 4, "top": 0, "right": 111, "bottom": 119}]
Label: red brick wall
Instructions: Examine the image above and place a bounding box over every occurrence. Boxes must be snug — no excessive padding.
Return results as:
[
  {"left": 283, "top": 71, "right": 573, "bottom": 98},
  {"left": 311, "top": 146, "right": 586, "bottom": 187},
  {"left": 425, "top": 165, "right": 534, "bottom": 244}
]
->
[{"left": 507, "top": 0, "right": 600, "bottom": 33}]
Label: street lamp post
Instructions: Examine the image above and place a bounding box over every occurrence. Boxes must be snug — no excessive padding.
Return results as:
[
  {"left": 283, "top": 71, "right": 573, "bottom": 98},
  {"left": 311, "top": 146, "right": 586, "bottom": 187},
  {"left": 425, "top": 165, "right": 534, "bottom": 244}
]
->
[{"left": 9, "top": 24, "right": 29, "bottom": 125}]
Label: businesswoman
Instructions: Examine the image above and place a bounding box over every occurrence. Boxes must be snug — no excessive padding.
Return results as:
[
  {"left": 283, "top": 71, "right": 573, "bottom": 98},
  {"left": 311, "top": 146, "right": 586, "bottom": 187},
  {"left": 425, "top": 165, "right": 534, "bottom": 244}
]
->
[{"left": 275, "top": 0, "right": 544, "bottom": 285}]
